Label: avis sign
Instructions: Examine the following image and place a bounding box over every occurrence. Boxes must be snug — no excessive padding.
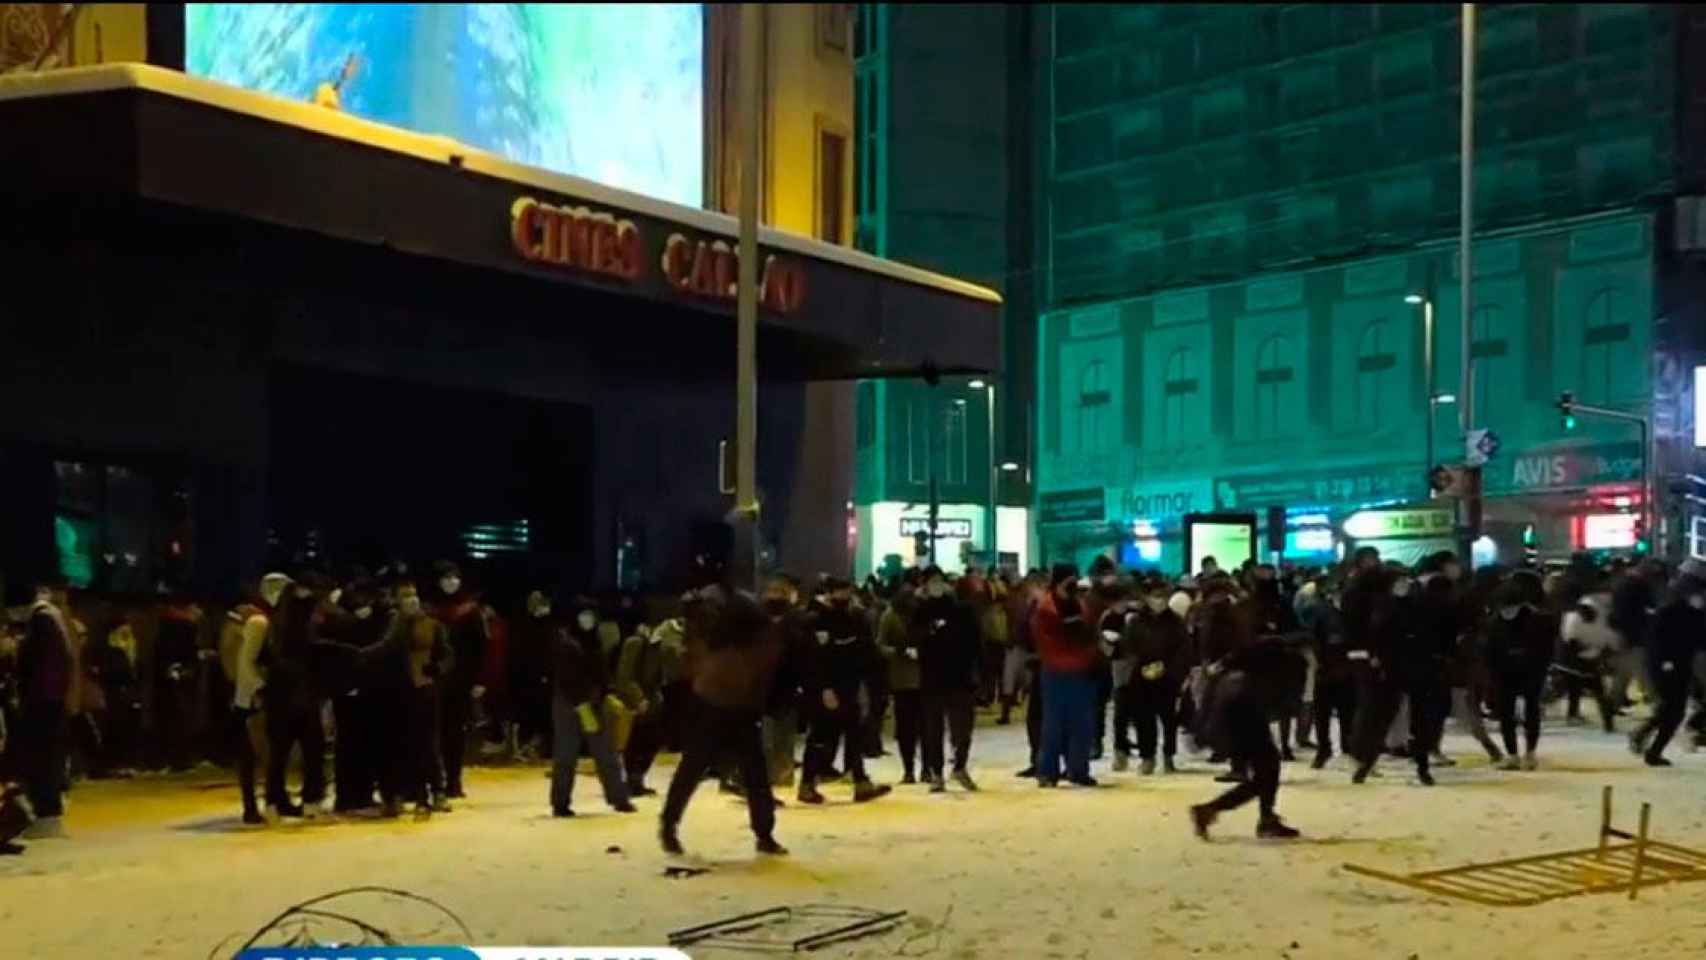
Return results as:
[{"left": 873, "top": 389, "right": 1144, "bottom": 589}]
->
[{"left": 1504, "top": 442, "right": 1642, "bottom": 493}]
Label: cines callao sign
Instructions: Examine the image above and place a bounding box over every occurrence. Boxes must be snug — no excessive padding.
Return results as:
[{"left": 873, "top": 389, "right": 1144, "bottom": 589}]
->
[{"left": 509, "top": 196, "right": 806, "bottom": 315}]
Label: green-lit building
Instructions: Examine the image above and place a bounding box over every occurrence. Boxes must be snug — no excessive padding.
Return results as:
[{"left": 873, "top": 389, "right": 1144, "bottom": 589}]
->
[{"left": 858, "top": 3, "right": 1706, "bottom": 573}]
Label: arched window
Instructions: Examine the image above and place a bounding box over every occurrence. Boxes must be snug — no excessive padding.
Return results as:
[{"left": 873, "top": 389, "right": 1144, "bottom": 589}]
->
[
  {"left": 1162, "top": 347, "right": 1199, "bottom": 449},
  {"left": 1470, "top": 304, "right": 1511, "bottom": 426},
  {"left": 1581, "top": 286, "right": 1632, "bottom": 404},
  {"left": 1075, "top": 360, "right": 1111, "bottom": 454},
  {"left": 1254, "top": 334, "right": 1295, "bottom": 440},
  {"left": 1355, "top": 320, "right": 1396, "bottom": 430}
]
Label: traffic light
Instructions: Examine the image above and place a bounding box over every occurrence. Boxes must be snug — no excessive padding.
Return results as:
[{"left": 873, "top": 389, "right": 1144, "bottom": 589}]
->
[
  {"left": 1557, "top": 391, "right": 1577, "bottom": 432},
  {"left": 1522, "top": 524, "right": 1538, "bottom": 566},
  {"left": 1632, "top": 516, "right": 1650, "bottom": 555}
]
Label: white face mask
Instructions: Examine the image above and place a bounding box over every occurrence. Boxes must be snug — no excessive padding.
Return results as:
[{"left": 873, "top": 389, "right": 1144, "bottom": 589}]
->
[
  {"left": 328, "top": 588, "right": 343, "bottom": 607},
  {"left": 440, "top": 577, "right": 461, "bottom": 596},
  {"left": 533, "top": 605, "right": 552, "bottom": 619},
  {"left": 1689, "top": 595, "right": 1705, "bottom": 611},
  {"left": 1145, "top": 596, "right": 1167, "bottom": 613},
  {"left": 1392, "top": 580, "right": 1411, "bottom": 598},
  {"left": 1499, "top": 606, "right": 1522, "bottom": 621},
  {"left": 577, "top": 611, "right": 597, "bottom": 631},
  {"left": 399, "top": 595, "right": 423, "bottom": 616},
  {"left": 354, "top": 606, "right": 373, "bottom": 620}
]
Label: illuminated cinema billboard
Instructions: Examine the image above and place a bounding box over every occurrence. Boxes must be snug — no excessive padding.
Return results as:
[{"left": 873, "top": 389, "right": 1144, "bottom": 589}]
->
[{"left": 185, "top": 3, "right": 704, "bottom": 207}]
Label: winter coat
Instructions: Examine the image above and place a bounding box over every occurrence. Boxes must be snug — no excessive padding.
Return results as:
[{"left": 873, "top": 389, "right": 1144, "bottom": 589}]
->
[
  {"left": 1341, "top": 567, "right": 1399, "bottom": 666},
  {"left": 360, "top": 611, "right": 454, "bottom": 693},
  {"left": 20, "top": 601, "right": 74, "bottom": 705},
  {"left": 1610, "top": 574, "right": 1656, "bottom": 649},
  {"left": 914, "top": 594, "right": 982, "bottom": 693},
  {"left": 805, "top": 601, "right": 879, "bottom": 694},
  {"left": 1032, "top": 590, "right": 1098, "bottom": 674},
  {"left": 683, "top": 590, "right": 792, "bottom": 712},
  {"left": 615, "top": 632, "right": 676, "bottom": 711},
  {"left": 1123, "top": 607, "right": 1192, "bottom": 686},
  {"left": 1646, "top": 599, "right": 1703, "bottom": 687},
  {"left": 1482, "top": 607, "right": 1556, "bottom": 677},
  {"left": 1560, "top": 593, "right": 1622, "bottom": 663},
  {"left": 509, "top": 612, "right": 557, "bottom": 702},
  {"left": 435, "top": 596, "right": 487, "bottom": 690},
  {"left": 1401, "top": 575, "right": 1459, "bottom": 681},
  {"left": 554, "top": 623, "right": 607, "bottom": 706},
  {"left": 877, "top": 600, "right": 921, "bottom": 691}
]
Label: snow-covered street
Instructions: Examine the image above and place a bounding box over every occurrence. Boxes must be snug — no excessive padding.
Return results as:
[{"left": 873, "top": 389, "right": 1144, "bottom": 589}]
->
[{"left": 7, "top": 719, "right": 1706, "bottom": 959}]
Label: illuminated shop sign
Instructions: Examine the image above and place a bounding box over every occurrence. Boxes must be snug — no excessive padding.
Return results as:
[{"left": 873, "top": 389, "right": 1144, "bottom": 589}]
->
[
  {"left": 1581, "top": 514, "right": 1638, "bottom": 550},
  {"left": 661, "top": 234, "right": 807, "bottom": 314},
  {"left": 900, "top": 517, "right": 973, "bottom": 539}
]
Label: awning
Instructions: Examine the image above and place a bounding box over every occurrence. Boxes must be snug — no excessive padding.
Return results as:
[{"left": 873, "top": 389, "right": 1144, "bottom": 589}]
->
[{"left": 0, "top": 64, "right": 1000, "bottom": 382}]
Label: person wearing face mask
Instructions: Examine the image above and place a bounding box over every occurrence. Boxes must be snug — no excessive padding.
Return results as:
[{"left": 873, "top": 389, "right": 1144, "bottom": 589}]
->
[
  {"left": 365, "top": 583, "right": 456, "bottom": 816},
  {"left": 325, "top": 579, "right": 385, "bottom": 813},
  {"left": 1343, "top": 549, "right": 1403, "bottom": 784},
  {"left": 260, "top": 574, "right": 329, "bottom": 819},
  {"left": 1629, "top": 568, "right": 1705, "bottom": 766},
  {"left": 911, "top": 569, "right": 982, "bottom": 793},
  {"left": 509, "top": 590, "right": 559, "bottom": 761},
  {"left": 1122, "top": 578, "right": 1192, "bottom": 775},
  {"left": 1308, "top": 579, "right": 1357, "bottom": 769},
  {"left": 1394, "top": 558, "right": 1455, "bottom": 786},
  {"left": 1188, "top": 577, "right": 1301, "bottom": 841},
  {"left": 1483, "top": 572, "right": 1555, "bottom": 771},
  {"left": 877, "top": 576, "right": 924, "bottom": 782},
  {"left": 799, "top": 578, "right": 894, "bottom": 803},
  {"left": 549, "top": 598, "right": 636, "bottom": 818},
  {"left": 616, "top": 619, "right": 678, "bottom": 797},
  {"left": 429, "top": 561, "right": 486, "bottom": 801},
  {"left": 1031, "top": 564, "right": 1100, "bottom": 787}
]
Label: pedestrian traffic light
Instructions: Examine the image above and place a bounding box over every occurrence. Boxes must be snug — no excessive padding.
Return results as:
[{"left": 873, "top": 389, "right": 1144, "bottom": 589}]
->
[
  {"left": 1632, "top": 517, "right": 1650, "bottom": 555},
  {"left": 1522, "top": 524, "right": 1538, "bottom": 566},
  {"left": 1557, "top": 391, "right": 1577, "bottom": 431}
]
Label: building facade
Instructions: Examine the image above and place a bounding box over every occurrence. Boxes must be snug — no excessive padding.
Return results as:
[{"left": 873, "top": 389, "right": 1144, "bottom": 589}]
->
[{"left": 855, "top": 2, "right": 1706, "bottom": 574}]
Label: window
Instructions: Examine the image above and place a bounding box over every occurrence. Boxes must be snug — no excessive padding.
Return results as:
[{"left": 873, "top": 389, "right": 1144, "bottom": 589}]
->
[
  {"left": 818, "top": 4, "right": 851, "bottom": 59},
  {"left": 856, "top": 381, "right": 876, "bottom": 448},
  {"left": 1076, "top": 360, "right": 1112, "bottom": 454},
  {"left": 1355, "top": 320, "right": 1397, "bottom": 430},
  {"left": 1254, "top": 334, "right": 1295, "bottom": 440},
  {"left": 818, "top": 124, "right": 849, "bottom": 244},
  {"left": 1471, "top": 305, "right": 1513, "bottom": 424},
  {"left": 906, "top": 400, "right": 928, "bottom": 483},
  {"left": 945, "top": 402, "right": 968, "bottom": 484},
  {"left": 1581, "top": 286, "right": 1633, "bottom": 404},
  {"left": 1162, "top": 347, "right": 1200, "bottom": 449}
]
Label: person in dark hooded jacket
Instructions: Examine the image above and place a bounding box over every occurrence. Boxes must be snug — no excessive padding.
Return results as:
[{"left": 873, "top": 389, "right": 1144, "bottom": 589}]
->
[
  {"left": 1483, "top": 571, "right": 1555, "bottom": 770},
  {"left": 798, "top": 578, "right": 892, "bottom": 803},
  {"left": 1122, "top": 577, "right": 1192, "bottom": 775},
  {"left": 1630, "top": 569, "right": 1705, "bottom": 766},
  {"left": 913, "top": 570, "right": 983, "bottom": 793},
  {"left": 549, "top": 597, "right": 635, "bottom": 818}
]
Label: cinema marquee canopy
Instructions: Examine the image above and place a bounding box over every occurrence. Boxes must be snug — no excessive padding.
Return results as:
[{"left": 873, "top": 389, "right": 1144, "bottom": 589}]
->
[{"left": 0, "top": 64, "right": 1000, "bottom": 382}]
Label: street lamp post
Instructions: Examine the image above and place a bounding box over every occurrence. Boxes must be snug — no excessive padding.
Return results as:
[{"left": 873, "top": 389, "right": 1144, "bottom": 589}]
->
[
  {"left": 732, "top": 2, "right": 762, "bottom": 590},
  {"left": 970, "top": 379, "right": 996, "bottom": 572}
]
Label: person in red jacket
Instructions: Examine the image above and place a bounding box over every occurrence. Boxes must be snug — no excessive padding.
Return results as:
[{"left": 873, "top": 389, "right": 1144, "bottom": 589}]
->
[{"left": 1031, "top": 564, "right": 1100, "bottom": 787}]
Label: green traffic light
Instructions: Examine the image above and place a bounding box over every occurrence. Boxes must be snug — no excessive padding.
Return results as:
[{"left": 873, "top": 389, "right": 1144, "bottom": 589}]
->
[
  {"left": 1563, "top": 414, "right": 1577, "bottom": 431},
  {"left": 1634, "top": 539, "right": 1650, "bottom": 555}
]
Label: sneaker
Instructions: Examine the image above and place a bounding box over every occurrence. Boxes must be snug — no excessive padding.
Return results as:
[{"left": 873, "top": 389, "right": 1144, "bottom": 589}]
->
[
  {"left": 553, "top": 807, "right": 575, "bottom": 818},
  {"left": 1644, "top": 754, "right": 1673, "bottom": 767},
  {"left": 241, "top": 809, "right": 266, "bottom": 825},
  {"left": 929, "top": 776, "right": 946, "bottom": 794},
  {"left": 1256, "top": 816, "right": 1300, "bottom": 840},
  {"left": 797, "top": 783, "right": 826, "bottom": 805},
  {"left": 611, "top": 801, "right": 638, "bottom": 814},
  {"left": 1189, "top": 804, "right": 1216, "bottom": 841},
  {"left": 446, "top": 786, "right": 467, "bottom": 800},
  {"left": 1416, "top": 767, "right": 1435, "bottom": 787},
  {"left": 1485, "top": 745, "right": 1504, "bottom": 764},
  {"left": 271, "top": 802, "right": 305, "bottom": 819},
  {"left": 1280, "top": 747, "right": 1298, "bottom": 763},
  {"left": 1139, "top": 757, "right": 1156, "bottom": 776},
  {"left": 1311, "top": 751, "right": 1332, "bottom": 770},
  {"left": 900, "top": 771, "right": 917, "bottom": 785},
  {"left": 1069, "top": 775, "right": 1099, "bottom": 788},
  {"left": 951, "top": 769, "right": 980, "bottom": 792},
  {"left": 1014, "top": 766, "right": 1037, "bottom": 778},
  {"left": 629, "top": 785, "right": 658, "bottom": 798},
  {"left": 1163, "top": 757, "right": 1178, "bottom": 774},
  {"left": 432, "top": 797, "right": 454, "bottom": 813},
  {"left": 755, "top": 836, "right": 789, "bottom": 856},
  {"left": 660, "top": 825, "right": 685, "bottom": 857},
  {"left": 1113, "top": 752, "right": 1130, "bottom": 773},
  {"left": 854, "top": 781, "right": 893, "bottom": 803},
  {"left": 1521, "top": 753, "right": 1537, "bottom": 772},
  {"left": 1351, "top": 760, "right": 1375, "bottom": 784},
  {"left": 20, "top": 816, "right": 66, "bottom": 840},
  {"left": 1499, "top": 755, "right": 1522, "bottom": 771}
]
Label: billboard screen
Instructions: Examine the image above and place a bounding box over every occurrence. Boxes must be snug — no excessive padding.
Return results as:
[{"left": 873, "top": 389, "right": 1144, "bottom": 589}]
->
[
  {"left": 186, "top": 4, "right": 704, "bottom": 207},
  {"left": 1183, "top": 513, "right": 1256, "bottom": 577}
]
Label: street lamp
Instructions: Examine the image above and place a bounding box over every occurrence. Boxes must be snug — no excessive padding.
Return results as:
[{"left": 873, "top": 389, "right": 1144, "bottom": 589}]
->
[
  {"left": 969, "top": 379, "right": 997, "bottom": 572},
  {"left": 1409, "top": 291, "right": 1439, "bottom": 490}
]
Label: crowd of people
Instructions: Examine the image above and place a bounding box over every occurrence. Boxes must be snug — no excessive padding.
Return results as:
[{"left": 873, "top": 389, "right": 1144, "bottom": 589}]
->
[{"left": 2, "top": 544, "right": 1703, "bottom": 856}]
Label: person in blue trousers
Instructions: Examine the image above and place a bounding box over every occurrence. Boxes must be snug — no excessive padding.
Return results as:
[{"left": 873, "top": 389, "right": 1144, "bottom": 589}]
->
[{"left": 1031, "top": 565, "right": 1100, "bottom": 787}]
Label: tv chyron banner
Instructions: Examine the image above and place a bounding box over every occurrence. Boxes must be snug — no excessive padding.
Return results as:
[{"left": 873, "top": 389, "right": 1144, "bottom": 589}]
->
[{"left": 236, "top": 949, "right": 691, "bottom": 960}]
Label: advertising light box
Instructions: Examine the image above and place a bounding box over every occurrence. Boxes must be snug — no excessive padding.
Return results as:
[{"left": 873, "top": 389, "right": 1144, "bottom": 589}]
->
[{"left": 186, "top": 3, "right": 705, "bottom": 207}]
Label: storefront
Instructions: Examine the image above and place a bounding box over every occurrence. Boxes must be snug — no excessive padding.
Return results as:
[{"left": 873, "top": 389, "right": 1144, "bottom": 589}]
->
[{"left": 0, "top": 65, "right": 999, "bottom": 594}]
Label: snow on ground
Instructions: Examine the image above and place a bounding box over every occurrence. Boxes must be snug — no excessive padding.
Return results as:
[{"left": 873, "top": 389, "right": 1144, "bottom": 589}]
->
[{"left": 6, "top": 715, "right": 1706, "bottom": 960}]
